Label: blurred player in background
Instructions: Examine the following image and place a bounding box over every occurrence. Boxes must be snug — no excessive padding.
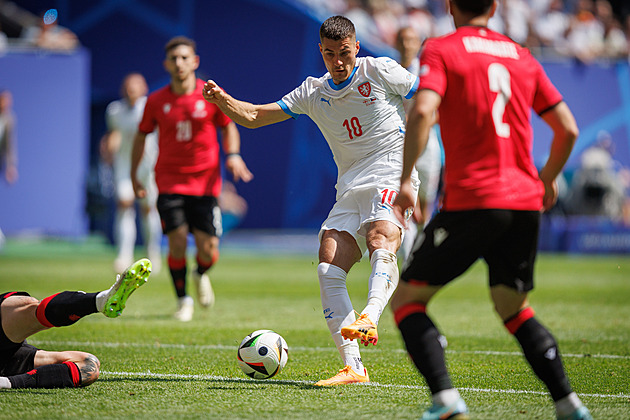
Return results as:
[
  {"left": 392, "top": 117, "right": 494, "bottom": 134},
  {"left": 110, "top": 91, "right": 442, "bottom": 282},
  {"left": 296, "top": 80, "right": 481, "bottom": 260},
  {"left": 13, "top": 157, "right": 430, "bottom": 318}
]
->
[
  {"left": 0, "top": 90, "right": 16, "bottom": 185},
  {"left": 391, "top": 1, "right": 591, "bottom": 419},
  {"left": 204, "top": 16, "right": 419, "bottom": 385},
  {"left": 0, "top": 89, "right": 17, "bottom": 250},
  {"left": 102, "top": 73, "right": 162, "bottom": 274},
  {"left": 0, "top": 259, "right": 151, "bottom": 389},
  {"left": 132, "top": 36, "right": 253, "bottom": 322},
  {"left": 394, "top": 26, "right": 443, "bottom": 260}
]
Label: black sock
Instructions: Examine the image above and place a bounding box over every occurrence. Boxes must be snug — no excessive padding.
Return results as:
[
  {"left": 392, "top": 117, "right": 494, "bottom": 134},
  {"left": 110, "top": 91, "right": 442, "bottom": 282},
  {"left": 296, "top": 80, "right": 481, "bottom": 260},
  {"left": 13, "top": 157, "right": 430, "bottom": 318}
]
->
[
  {"left": 168, "top": 255, "right": 187, "bottom": 298},
  {"left": 395, "top": 305, "right": 453, "bottom": 394},
  {"left": 511, "top": 317, "right": 573, "bottom": 401},
  {"left": 36, "top": 292, "right": 98, "bottom": 327},
  {"left": 8, "top": 362, "right": 80, "bottom": 388},
  {"left": 195, "top": 252, "right": 217, "bottom": 275}
]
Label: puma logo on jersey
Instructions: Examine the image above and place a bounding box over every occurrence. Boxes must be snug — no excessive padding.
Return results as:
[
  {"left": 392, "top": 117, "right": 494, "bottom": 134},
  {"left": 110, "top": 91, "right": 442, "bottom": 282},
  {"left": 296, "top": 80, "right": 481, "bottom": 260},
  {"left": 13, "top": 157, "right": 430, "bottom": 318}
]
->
[
  {"left": 433, "top": 227, "right": 449, "bottom": 247},
  {"left": 320, "top": 97, "right": 331, "bottom": 106}
]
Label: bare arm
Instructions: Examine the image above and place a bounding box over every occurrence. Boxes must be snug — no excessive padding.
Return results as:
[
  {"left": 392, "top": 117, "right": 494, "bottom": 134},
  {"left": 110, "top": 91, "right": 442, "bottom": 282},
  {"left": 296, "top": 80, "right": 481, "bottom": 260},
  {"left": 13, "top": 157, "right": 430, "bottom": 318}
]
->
[
  {"left": 99, "top": 130, "right": 121, "bottom": 165},
  {"left": 393, "top": 89, "right": 441, "bottom": 225},
  {"left": 130, "top": 131, "right": 147, "bottom": 198},
  {"left": 538, "top": 101, "right": 579, "bottom": 211},
  {"left": 2, "top": 115, "right": 17, "bottom": 184},
  {"left": 221, "top": 121, "right": 253, "bottom": 183},
  {"left": 203, "top": 80, "right": 291, "bottom": 129}
]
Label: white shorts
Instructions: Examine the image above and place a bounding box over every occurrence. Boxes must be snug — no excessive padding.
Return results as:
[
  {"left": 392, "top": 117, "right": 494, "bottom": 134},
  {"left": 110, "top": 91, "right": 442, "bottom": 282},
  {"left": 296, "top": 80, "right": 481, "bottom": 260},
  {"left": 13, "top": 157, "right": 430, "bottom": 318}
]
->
[
  {"left": 114, "top": 159, "right": 157, "bottom": 206},
  {"left": 415, "top": 128, "right": 442, "bottom": 204},
  {"left": 319, "top": 183, "right": 418, "bottom": 256}
]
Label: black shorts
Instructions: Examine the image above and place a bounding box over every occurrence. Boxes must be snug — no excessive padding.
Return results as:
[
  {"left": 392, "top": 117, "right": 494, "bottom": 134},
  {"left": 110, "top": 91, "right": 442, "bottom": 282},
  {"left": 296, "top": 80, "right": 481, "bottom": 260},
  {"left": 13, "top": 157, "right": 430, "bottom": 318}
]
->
[
  {"left": 157, "top": 194, "right": 222, "bottom": 237},
  {"left": 0, "top": 292, "right": 39, "bottom": 376},
  {"left": 401, "top": 209, "right": 540, "bottom": 293}
]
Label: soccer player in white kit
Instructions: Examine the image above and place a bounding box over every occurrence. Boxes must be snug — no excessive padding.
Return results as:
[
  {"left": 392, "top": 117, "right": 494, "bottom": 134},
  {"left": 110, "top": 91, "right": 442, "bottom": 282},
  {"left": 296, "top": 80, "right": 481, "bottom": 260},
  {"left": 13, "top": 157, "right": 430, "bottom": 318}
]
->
[
  {"left": 203, "top": 15, "right": 419, "bottom": 385},
  {"left": 102, "top": 73, "right": 162, "bottom": 274},
  {"left": 395, "top": 27, "right": 443, "bottom": 260}
]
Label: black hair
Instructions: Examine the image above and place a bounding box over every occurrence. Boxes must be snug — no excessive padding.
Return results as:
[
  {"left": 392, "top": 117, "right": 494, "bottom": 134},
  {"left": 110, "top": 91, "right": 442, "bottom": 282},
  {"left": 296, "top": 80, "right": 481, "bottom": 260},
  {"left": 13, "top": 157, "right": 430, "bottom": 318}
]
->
[
  {"left": 452, "top": 0, "right": 494, "bottom": 16},
  {"left": 319, "top": 16, "right": 356, "bottom": 42}
]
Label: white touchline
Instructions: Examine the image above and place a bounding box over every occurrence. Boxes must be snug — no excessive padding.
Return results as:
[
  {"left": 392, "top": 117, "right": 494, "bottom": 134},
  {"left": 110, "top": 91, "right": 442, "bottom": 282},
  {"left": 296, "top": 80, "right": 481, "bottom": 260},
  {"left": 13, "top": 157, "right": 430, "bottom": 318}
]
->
[{"left": 31, "top": 339, "right": 630, "bottom": 360}]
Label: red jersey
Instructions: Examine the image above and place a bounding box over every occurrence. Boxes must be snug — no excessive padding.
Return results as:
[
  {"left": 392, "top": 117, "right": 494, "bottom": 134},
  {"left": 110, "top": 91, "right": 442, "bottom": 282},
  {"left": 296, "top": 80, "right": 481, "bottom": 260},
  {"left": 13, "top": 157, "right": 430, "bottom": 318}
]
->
[
  {"left": 419, "top": 26, "right": 563, "bottom": 211},
  {"left": 139, "top": 79, "right": 232, "bottom": 197}
]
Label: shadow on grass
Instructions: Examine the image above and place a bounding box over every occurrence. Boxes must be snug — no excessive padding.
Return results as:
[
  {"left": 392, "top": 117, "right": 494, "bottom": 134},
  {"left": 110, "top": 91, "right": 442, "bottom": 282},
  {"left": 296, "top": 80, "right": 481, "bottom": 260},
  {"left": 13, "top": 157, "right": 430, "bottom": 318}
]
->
[{"left": 99, "top": 375, "right": 321, "bottom": 390}]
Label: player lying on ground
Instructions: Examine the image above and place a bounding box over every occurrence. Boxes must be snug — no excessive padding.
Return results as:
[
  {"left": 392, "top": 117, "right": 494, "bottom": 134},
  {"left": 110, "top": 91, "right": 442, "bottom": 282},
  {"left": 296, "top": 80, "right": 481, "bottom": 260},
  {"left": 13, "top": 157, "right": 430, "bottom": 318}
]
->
[{"left": 0, "top": 258, "right": 151, "bottom": 389}]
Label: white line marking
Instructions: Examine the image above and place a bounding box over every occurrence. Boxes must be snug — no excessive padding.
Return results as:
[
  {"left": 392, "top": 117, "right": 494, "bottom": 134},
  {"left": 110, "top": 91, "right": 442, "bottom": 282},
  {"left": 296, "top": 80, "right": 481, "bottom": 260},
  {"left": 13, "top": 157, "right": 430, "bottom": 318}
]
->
[
  {"left": 100, "top": 370, "right": 630, "bottom": 400},
  {"left": 31, "top": 339, "right": 630, "bottom": 360}
]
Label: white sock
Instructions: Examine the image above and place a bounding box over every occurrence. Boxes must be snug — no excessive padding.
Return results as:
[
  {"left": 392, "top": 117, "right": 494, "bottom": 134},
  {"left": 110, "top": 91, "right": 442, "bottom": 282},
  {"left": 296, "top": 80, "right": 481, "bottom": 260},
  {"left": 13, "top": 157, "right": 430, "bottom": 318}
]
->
[
  {"left": 143, "top": 208, "right": 162, "bottom": 255},
  {"left": 0, "top": 377, "right": 11, "bottom": 388},
  {"left": 115, "top": 206, "right": 136, "bottom": 262},
  {"left": 399, "top": 222, "right": 418, "bottom": 262},
  {"left": 362, "top": 249, "right": 399, "bottom": 324},
  {"left": 95, "top": 276, "right": 118, "bottom": 313},
  {"left": 433, "top": 388, "right": 461, "bottom": 407},
  {"left": 318, "top": 263, "right": 364, "bottom": 375},
  {"left": 555, "top": 392, "right": 582, "bottom": 417}
]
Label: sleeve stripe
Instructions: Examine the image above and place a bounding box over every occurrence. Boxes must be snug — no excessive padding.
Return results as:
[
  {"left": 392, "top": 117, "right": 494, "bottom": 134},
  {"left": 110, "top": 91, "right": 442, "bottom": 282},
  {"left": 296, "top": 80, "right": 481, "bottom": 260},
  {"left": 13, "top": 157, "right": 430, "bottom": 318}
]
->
[
  {"left": 405, "top": 76, "right": 420, "bottom": 99},
  {"left": 276, "top": 100, "right": 299, "bottom": 119}
]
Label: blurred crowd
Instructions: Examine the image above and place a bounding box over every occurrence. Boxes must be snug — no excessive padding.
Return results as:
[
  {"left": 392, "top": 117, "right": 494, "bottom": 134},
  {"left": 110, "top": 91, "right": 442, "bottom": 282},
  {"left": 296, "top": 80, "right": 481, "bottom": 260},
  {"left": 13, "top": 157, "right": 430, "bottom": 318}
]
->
[
  {"left": 3, "top": 0, "right": 630, "bottom": 62},
  {"left": 301, "top": 0, "right": 630, "bottom": 62},
  {"left": 0, "top": 3, "right": 79, "bottom": 53}
]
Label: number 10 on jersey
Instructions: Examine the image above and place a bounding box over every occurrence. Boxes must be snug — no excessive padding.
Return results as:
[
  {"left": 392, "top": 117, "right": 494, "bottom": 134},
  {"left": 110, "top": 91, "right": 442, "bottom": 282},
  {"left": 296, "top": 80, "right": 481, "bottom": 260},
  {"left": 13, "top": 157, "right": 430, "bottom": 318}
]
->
[{"left": 343, "top": 117, "right": 363, "bottom": 140}]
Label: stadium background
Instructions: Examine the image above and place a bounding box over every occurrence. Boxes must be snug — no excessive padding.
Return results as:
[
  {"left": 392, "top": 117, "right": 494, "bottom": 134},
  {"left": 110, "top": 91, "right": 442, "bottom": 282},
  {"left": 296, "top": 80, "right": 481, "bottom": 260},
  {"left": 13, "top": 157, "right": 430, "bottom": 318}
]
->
[{"left": 1, "top": 0, "right": 629, "bottom": 253}]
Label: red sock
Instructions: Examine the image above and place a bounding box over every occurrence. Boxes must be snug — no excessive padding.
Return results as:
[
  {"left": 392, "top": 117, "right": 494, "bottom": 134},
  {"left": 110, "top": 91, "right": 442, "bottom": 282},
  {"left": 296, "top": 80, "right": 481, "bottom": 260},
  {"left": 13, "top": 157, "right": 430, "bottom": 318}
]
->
[{"left": 195, "top": 251, "right": 218, "bottom": 275}]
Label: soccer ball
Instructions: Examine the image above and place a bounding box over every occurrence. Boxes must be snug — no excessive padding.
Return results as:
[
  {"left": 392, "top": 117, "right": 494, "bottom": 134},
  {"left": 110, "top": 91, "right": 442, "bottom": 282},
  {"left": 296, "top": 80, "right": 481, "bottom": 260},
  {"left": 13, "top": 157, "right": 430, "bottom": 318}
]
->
[{"left": 237, "top": 330, "right": 289, "bottom": 379}]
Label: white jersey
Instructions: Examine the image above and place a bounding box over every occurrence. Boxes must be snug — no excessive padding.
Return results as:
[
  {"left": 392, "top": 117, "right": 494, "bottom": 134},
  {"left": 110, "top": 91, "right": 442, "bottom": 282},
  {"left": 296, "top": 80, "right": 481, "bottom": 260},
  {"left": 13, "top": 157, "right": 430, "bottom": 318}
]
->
[
  {"left": 278, "top": 56, "right": 419, "bottom": 198},
  {"left": 105, "top": 96, "right": 158, "bottom": 202},
  {"left": 105, "top": 96, "right": 158, "bottom": 181}
]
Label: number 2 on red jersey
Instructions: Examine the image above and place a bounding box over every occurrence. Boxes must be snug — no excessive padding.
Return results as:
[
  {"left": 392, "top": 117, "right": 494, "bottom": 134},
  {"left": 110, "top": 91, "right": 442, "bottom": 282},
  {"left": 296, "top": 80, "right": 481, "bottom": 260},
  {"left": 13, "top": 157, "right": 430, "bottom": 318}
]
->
[{"left": 488, "top": 63, "right": 511, "bottom": 138}]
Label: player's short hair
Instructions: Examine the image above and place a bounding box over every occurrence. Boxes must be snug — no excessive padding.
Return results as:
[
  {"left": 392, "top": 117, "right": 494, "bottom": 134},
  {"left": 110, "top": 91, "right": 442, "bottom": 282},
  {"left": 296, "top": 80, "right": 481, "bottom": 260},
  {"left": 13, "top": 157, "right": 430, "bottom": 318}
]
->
[
  {"left": 320, "top": 16, "right": 356, "bottom": 42},
  {"left": 452, "top": 0, "right": 494, "bottom": 15},
  {"left": 165, "top": 36, "right": 197, "bottom": 54}
]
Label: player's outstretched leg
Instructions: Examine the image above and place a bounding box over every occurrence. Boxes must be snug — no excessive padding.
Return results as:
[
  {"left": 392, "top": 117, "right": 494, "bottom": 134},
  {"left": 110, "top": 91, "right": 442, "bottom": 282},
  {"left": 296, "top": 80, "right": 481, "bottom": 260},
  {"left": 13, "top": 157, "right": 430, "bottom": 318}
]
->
[
  {"left": 341, "top": 311, "right": 378, "bottom": 346},
  {"left": 99, "top": 258, "right": 151, "bottom": 318},
  {"left": 341, "top": 249, "right": 399, "bottom": 346}
]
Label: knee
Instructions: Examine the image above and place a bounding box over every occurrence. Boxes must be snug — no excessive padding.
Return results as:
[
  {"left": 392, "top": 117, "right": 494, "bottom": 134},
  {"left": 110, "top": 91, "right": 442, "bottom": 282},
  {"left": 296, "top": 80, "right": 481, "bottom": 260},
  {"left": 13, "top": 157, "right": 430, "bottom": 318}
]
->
[
  {"left": 22, "top": 296, "right": 41, "bottom": 311},
  {"left": 76, "top": 353, "right": 100, "bottom": 387},
  {"left": 366, "top": 226, "right": 400, "bottom": 254}
]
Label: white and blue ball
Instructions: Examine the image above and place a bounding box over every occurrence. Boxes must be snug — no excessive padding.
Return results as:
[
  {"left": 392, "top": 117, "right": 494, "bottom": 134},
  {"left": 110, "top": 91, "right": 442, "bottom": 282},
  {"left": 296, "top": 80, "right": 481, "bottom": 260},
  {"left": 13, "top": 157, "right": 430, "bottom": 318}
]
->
[{"left": 237, "top": 330, "right": 288, "bottom": 379}]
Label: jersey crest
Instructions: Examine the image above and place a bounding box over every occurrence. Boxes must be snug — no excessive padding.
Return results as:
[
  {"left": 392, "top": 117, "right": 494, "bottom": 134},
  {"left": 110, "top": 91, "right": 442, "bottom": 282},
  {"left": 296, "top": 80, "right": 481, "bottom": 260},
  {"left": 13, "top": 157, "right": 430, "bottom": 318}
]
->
[
  {"left": 192, "top": 100, "right": 208, "bottom": 119},
  {"left": 358, "top": 82, "right": 371, "bottom": 97}
]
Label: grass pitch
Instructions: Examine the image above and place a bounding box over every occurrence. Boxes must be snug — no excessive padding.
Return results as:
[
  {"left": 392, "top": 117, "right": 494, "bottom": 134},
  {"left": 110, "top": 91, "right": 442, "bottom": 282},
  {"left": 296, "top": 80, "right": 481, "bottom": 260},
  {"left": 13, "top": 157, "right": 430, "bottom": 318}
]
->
[{"left": 0, "top": 236, "right": 628, "bottom": 419}]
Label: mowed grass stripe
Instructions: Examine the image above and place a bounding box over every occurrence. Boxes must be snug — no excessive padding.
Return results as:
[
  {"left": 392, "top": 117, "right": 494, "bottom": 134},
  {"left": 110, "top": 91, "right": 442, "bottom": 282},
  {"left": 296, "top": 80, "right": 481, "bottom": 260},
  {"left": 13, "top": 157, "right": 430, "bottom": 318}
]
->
[{"left": 31, "top": 339, "right": 630, "bottom": 360}]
